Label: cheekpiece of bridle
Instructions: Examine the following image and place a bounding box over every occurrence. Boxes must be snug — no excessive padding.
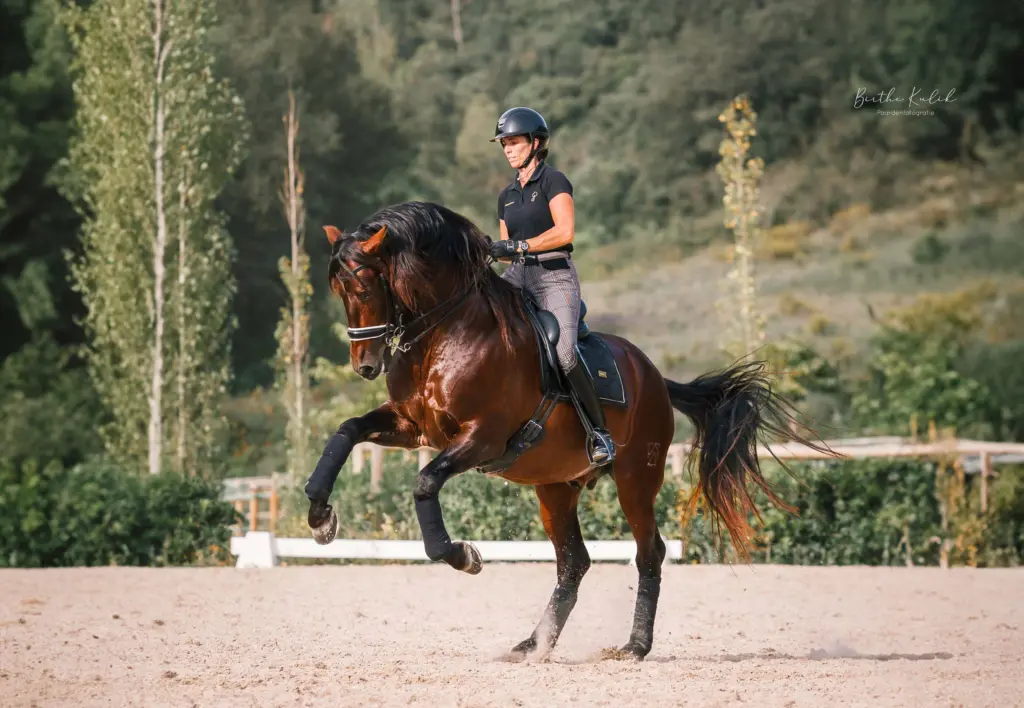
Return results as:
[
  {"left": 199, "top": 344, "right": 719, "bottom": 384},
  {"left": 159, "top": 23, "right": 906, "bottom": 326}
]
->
[{"left": 336, "top": 260, "right": 475, "bottom": 357}]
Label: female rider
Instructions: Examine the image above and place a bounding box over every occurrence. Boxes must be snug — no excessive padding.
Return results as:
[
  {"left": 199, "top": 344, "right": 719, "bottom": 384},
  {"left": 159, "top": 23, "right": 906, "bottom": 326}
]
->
[{"left": 488, "top": 106, "right": 614, "bottom": 466}]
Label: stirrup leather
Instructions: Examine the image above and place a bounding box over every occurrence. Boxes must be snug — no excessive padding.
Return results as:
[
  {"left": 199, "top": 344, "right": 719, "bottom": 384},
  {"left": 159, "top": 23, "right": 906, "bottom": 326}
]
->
[{"left": 564, "top": 355, "right": 616, "bottom": 466}]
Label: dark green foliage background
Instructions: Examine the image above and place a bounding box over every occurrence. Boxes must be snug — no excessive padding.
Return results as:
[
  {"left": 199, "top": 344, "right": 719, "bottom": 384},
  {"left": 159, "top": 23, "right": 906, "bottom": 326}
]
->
[{"left": 0, "top": 458, "right": 239, "bottom": 568}]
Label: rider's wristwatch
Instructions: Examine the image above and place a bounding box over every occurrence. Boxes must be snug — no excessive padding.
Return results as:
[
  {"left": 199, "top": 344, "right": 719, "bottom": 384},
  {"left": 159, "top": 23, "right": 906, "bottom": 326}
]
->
[{"left": 519, "top": 240, "right": 530, "bottom": 253}]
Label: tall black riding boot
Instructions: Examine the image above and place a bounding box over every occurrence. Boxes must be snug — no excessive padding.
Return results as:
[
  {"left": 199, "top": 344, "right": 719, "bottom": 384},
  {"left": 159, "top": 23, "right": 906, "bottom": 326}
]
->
[{"left": 564, "top": 358, "right": 615, "bottom": 465}]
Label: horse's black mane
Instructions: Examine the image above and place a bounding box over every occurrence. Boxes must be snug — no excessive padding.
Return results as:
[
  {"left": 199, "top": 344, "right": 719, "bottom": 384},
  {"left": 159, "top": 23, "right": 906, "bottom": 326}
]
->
[{"left": 330, "top": 201, "right": 525, "bottom": 350}]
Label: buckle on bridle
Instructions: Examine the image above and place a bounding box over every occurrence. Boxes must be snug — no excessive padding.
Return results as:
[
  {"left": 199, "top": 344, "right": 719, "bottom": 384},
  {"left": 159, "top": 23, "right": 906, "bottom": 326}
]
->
[{"left": 386, "top": 325, "right": 407, "bottom": 355}]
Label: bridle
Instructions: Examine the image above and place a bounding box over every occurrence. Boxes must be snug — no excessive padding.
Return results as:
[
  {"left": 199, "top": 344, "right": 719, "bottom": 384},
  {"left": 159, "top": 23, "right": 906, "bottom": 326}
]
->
[{"left": 335, "top": 260, "right": 478, "bottom": 357}]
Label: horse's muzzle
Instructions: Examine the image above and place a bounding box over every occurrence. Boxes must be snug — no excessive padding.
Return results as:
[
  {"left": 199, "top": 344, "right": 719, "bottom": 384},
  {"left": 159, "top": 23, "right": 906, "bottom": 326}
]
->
[{"left": 358, "top": 364, "right": 381, "bottom": 380}]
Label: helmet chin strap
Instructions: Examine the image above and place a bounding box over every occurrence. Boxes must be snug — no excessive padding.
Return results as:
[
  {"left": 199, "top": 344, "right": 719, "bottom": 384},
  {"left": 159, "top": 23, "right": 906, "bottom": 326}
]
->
[{"left": 517, "top": 134, "right": 540, "bottom": 171}]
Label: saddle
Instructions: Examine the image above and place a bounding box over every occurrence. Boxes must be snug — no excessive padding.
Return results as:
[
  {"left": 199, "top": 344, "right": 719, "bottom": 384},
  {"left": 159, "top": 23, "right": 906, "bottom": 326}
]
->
[{"left": 475, "top": 295, "right": 627, "bottom": 477}]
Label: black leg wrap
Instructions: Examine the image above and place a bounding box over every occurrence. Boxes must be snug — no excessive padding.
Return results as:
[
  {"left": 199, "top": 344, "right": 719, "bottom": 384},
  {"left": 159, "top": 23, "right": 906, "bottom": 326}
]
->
[
  {"left": 415, "top": 495, "right": 453, "bottom": 562},
  {"left": 514, "top": 584, "right": 579, "bottom": 655},
  {"left": 546, "top": 584, "right": 579, "bottom": 636},
  {"left": 304, "top": 432, "right": 354, "bottom": 502},
  {"left": 627, "top": 577, "right": 662, "bottom": 655}
]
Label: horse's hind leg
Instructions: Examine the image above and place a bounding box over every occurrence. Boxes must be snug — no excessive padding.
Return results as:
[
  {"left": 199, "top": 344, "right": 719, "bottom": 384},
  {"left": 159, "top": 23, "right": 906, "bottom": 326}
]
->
[
  {"left": 509, "top": 482, "right": 589, "bottom": 660},
  {"left": 614, "top": 448, "right": 668, "bottom": 659}
]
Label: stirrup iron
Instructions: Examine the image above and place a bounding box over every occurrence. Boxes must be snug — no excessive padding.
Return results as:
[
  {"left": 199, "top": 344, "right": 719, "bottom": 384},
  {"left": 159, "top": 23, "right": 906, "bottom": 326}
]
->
[{"left": 587, "top": 429, "right": 615, "bottom": 465}]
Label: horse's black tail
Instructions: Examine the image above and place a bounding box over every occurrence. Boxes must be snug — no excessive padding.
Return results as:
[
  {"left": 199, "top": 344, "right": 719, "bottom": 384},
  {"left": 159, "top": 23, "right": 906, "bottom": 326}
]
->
[{"left": 665, "top": 360, "right": 835, "bottom": 561}]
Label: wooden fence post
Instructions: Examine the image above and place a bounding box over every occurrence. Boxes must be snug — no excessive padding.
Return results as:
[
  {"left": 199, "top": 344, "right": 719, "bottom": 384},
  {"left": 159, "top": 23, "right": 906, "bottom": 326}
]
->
[
  {"left": 370, "top": 444, "right": 384, "bottom": 494},
  {"left": 352, "top": 443, "right": 365, "bottom": 475},
  {"left": 249, "top": 488, "right": 258, "bottom": 532},
  {"left": 418, "top": 447, "right": 431, "bottom": 470},
  {"left": 670, "top": 445, "right": 684, "bottom": 478},
  {"left": 269, "top": 486, "right": 279, "bottom": 533},
  {"left": 980, "top": 451, "right": 991, "bottom": 513}
]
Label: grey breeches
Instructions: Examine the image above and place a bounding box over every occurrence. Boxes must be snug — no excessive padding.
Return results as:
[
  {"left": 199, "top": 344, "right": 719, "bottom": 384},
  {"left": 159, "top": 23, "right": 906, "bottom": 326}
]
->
[{"left": 501, "top": 259, "right": 581, "bottom": 369}]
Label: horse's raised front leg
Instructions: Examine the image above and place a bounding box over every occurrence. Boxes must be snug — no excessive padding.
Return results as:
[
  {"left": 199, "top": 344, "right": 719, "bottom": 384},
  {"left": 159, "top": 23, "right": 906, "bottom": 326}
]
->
[
  {"left": 304, "top": 402, "right": 419, "bottom": 544},
  {"left": 413, "top": 424, "right": 501, "bottom": 574}
]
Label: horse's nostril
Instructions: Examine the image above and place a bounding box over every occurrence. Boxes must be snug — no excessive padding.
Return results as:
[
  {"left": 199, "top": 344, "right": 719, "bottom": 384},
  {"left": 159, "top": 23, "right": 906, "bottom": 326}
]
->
[{"left": 358, "top": 365, "right": 375, "bottom": 379}]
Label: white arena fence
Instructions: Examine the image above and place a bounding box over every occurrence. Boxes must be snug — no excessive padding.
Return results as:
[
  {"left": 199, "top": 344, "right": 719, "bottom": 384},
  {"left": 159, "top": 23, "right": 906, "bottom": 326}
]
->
[
  {"left": 225, "top": 436, "right": 1024, "bottom": 564},
  {"left": 230, "top": 532, "right": 683, "bottom": 569}
]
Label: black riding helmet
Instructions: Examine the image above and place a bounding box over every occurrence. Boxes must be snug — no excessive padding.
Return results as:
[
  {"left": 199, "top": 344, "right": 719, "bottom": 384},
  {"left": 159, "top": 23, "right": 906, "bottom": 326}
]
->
[
  {"left": 490, "top": 106, "right": 550, "bottom": 143},
  {"left": 491, "top": 107, "right": 549, "bottom": 168}
]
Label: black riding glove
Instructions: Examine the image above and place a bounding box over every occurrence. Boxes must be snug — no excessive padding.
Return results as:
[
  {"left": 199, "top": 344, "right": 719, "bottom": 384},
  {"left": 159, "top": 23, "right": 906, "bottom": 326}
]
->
[{"left": 490, "top": 239, "right": 528, "bottom": 260}]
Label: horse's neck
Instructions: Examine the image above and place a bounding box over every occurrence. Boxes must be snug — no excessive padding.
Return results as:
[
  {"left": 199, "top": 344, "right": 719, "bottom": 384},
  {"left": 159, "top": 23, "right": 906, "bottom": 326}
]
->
[{"left": 389, "top": 290, "right": 527, "bottom": 383}]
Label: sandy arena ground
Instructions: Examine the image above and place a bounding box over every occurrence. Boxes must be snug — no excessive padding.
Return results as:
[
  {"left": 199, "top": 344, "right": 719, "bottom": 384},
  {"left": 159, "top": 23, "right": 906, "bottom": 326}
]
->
[{"left": 1, "top": 563, "right": 1021, "bottom": 707}]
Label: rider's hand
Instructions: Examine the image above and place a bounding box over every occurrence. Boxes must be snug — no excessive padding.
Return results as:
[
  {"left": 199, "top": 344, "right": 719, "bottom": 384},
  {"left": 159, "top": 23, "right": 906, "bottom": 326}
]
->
[{"left": 489, "top": 238, "right": 526, "bottom": 260}]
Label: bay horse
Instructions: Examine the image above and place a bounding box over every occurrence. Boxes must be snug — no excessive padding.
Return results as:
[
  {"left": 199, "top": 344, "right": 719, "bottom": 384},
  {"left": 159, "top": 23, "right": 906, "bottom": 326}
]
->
[{"left": 304, "top": 201, "right": 829, "bottom": 660}]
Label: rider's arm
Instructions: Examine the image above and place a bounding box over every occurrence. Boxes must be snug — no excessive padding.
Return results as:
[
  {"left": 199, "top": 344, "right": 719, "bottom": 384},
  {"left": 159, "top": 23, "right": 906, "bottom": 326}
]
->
[
  {"left": 524, "top": 192, "right": 574, "bottom": 252},
  {"left": 499, "top": 219, "right": 509, "bottom": 241}
]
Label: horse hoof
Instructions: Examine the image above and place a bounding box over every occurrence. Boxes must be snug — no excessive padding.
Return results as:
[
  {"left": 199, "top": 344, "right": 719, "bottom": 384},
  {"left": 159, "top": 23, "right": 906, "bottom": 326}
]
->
[
  {"left": 311, "top": 508, "right": 339, "bottom": 545},
  {"left": 511, "top": 636, "right": 537, "bottom": 655},
  {"left": 458, "top": 541, "right": 483, "bottom": 575},
  {"left": 507, "top": 635, "right": 555, "bottom": 663},
  {"left": 506, "top": 637, "right": 535, "bottom": 663},
  {"left": 619, "top": 640, "right": 650, "bottom": 661}
]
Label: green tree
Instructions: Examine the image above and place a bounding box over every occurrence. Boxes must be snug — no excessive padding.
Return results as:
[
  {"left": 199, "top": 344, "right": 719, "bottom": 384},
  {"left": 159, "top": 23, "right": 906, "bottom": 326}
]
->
[
  {"left": 715, "top": 95, "right": 766, "bottom": 360},
  {"left": 64, "top": 0, "right": 247, "bottom": 474},
  {"left": 274, "top": 90, "right": 312, "bottom": 483},
  {"left": 0, "top": 331, "right": 102, "bottom": 468},
  {"left": 209, "top": 0, "right": 409, "bottom": 388},
  {"left": 851, "top": 286, "right": 998, "bottom": 436},
  {"left": 0, "top": 0, "right": 81, "bottom": 358}
]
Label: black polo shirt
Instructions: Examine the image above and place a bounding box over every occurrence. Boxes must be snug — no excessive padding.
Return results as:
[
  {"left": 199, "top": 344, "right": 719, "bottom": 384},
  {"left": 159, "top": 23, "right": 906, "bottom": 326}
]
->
[{"left": 497, "top": 162, "right": 574, "bottom": 255}]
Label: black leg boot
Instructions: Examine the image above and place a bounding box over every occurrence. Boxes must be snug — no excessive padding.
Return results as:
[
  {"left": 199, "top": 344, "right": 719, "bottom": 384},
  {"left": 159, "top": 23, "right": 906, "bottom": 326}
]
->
[{"left": 564, "top": 359, "right": 615, "bottom": 465}]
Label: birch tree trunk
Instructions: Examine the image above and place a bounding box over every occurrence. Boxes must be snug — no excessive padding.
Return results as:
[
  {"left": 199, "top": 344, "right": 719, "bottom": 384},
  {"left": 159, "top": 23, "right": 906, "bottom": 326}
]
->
[
  {"left": 276, "top": 89, "right": 311, "bottom": 483},
  {"left": 176, "top": 169, "right": 190, "bottom": 475},
  {"left": 286, "top": 92, "right": 308, "bottom": 475},
  {"left": 148, "top": 0, "right": 172, "bottom": 476},
  {"left": 451, "top": 0, "right": 463, "bottom": 53}
]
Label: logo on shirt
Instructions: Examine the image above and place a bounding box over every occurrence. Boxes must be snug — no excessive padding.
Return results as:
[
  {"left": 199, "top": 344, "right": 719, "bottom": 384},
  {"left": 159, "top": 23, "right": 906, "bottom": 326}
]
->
[
  {"left": 504, "top": 201, "right": 515, "bottom": 207},
  {"left": 531, "top": 191, "right": 538, "bottom": 202}
]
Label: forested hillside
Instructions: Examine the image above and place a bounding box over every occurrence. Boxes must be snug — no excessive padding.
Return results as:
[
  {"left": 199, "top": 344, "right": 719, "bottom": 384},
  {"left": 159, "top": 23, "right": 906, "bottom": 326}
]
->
[
  {"left": 2, "top": 0, "right": 1023, "bottom": 470},
  {"left": 5, "top": 0, "right": 1022, "bottom": 381}
]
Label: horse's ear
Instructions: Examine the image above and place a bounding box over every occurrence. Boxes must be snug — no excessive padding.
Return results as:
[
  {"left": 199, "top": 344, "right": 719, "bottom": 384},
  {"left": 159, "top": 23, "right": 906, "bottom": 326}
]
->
[
  {"left": 359, "top": 225, "right": 387, "bottom": 255},
  {"left": 323, "top": 225, "right": 343, "bottom": 244}
]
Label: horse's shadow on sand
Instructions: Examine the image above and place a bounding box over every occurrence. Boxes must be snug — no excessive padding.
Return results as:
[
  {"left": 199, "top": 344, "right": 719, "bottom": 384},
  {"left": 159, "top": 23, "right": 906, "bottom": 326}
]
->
[
  {"left": 496, "top": 645, "right": 955, "bottom": 665},
  {"left": 649, "top": 648, "right": 956, "bottom": 664}
]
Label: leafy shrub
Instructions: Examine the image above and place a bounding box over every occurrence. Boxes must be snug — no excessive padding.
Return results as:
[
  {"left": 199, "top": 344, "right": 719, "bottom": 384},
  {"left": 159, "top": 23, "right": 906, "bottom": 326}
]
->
[
  {"left": 757, "top": 221, "right": 813, "bottom": 260},
  {"left": 0, "top": 333, "right": 103, "bottom": 467},
  {"left": 911, "top": 232, "right": 949, "bottom": 264},
  {"left": 0, "top": 458, "right": 239, "bottom": 567},
  {"left": 828, "top": 202, "right": 870, "bottom": 236}
]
